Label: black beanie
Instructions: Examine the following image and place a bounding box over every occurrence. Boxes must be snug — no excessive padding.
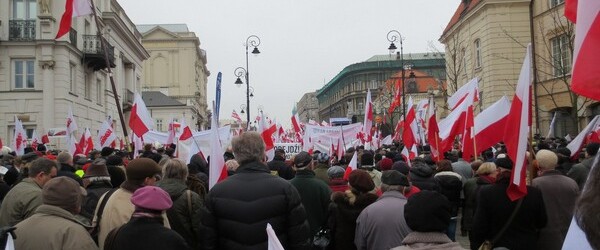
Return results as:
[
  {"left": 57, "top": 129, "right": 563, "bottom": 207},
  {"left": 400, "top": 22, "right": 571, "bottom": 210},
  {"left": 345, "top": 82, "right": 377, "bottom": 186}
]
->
[
  {"left": 404, "top": 191, "right": 451, "bottom": 232},
  {"left": 360, "top": 152, "right": 374, "bottom": 166},
  {"left": 495, "top": 157, "right": 514, "bottom": 170}
]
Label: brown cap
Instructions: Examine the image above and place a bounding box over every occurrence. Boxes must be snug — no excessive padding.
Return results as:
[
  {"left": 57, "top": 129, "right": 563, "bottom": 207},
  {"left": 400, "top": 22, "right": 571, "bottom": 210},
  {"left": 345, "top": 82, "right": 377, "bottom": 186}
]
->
[
  {"left": 84, "top": 158, "right": 110, "bottom": 177},
  {"left": 43, "top": 177, "right": 85, "bottom": 210},
  {"left": 348, "top": 170, "right": 375, "bottom": 193},
  {"left": 126, "top": 158, "right": 161, "bottom": 181}
]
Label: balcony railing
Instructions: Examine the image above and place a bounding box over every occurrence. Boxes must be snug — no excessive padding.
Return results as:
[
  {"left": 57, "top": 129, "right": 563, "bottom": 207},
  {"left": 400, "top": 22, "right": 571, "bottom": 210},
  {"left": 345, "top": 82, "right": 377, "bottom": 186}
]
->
[
  {"left": 9, "top": 20, "right": 36, "bottom": 41},
  {"left": 82, "top": 35, "right": 116, "bottom": 70},
  {"left": 69, "top": 28, "right": 77, "bottom": 46}
]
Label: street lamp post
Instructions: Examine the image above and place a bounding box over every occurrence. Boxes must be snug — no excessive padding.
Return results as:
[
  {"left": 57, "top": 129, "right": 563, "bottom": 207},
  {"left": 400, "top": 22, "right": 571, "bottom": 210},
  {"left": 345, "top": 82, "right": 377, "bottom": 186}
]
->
[
  {"left": 387, "top": 30, "right": 406, "bottom": 121},
  {"left": 234, "top": 35, "right": 261, "bottom": 131}
]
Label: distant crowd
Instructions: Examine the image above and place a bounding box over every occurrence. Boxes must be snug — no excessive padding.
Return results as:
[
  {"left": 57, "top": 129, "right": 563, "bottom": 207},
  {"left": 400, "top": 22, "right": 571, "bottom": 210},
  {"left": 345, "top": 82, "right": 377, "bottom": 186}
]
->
[{"left": 0, "top": 132, "right": 598, "bottom": 250}]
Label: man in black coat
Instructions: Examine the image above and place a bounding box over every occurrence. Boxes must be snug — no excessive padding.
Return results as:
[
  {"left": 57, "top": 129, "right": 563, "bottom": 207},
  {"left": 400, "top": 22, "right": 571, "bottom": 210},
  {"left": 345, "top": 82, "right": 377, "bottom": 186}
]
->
[
  {"left": 470, "top": 157, "right": 547, "bottom": 250},
  {"left": 267, "top": 148, "right": 295, "bottom": 180},
  {"left": 56, "top": 152, "right": 83, "bottom": 186},
  {"left": 202, "top": 132, "right": 310, "bottom": 250}
]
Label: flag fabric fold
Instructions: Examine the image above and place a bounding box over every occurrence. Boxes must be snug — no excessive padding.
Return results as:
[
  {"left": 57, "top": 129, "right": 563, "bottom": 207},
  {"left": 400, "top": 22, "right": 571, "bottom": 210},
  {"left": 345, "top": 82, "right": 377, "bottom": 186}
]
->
[
  {"left": 448, "top": 78, "right": 479, "bottom": 111},
  {"left": 56, "top": 0, "right": 93, "bottom": 39},
  {"left": 208, "top": 102, "right": 228, "bottom": 190},
  {"left": 363, "top": 89, "right": 373, "bottom": 145},
  {"left": 472, "top": 96, "right": 511, "bottom": 154},
  {"left": 567, "top": 115, "right": 600, "bottom": 157},
  {"left": 568, "top": 0, "right": 600, "bottom": 101},
  {"left": 504, "top": 44, "right": 532, "bottom": 201},
  {"left": 129, "top": 93, "right": 155, "bottom": 138},
  {"left": 66, "top": 106, "right": 78, "bottom": 136},
  {"left": 426, "top": 97, "right": 442, "bottom": 161},
  {"left": 343, "top": 151, "right": 358, "bottom": 180}
]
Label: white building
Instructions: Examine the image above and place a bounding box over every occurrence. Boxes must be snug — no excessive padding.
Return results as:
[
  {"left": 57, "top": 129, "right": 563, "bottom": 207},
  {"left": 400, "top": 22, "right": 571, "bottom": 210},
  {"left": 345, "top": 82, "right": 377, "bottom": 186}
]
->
[{"left": 0, "top": 0, "right": 149, "bottom": 148}]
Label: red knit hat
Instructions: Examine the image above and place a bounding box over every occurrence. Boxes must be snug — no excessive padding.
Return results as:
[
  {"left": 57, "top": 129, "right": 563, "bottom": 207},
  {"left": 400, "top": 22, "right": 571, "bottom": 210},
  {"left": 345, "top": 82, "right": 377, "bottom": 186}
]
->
[{"left": 379, "top": 158, "right": 394, "bottom": 171}]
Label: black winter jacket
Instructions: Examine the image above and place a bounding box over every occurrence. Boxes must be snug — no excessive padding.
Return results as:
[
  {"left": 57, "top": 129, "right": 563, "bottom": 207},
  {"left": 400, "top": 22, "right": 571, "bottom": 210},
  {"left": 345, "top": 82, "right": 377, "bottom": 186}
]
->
[
  {"left": 409, "top": 163, "right": 438, "bottom": 191},
  {"left": 108, "top": 216, "right": 190, "bottom": 250},
  {"left": 267, "top": 156, "right": 295, "bottom": 180},
  {"left": 327, "top": 190, "right": 378, "bottom": 250},
  {"left": 201, "top": 161, "right": 310, "bottom": 250},
  {"left": 470, "top": 176, "right": 547, "bottom": 250},
  {"left": 82, "top": 180, "right": 112, "bottom": 221}
]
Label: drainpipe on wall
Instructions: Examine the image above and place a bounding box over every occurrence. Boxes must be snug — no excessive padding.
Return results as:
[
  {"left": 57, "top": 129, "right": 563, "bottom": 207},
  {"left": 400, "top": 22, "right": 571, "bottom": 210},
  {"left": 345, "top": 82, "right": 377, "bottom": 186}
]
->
[{"left": 529, "top": 0, "right": 541, "bottom": 135}]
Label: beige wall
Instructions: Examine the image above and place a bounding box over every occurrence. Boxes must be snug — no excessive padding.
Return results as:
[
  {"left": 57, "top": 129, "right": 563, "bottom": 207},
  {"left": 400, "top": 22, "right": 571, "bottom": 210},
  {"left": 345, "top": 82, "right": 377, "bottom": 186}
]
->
[
  {"left": 140, "top": 27, "right": 210, "bottom": 130},
  {"left": 0, "top": 0, "right": 148, "bottom": 149},
  {"left": 441, "top": 0, "right": 531, "bottom": 111}
]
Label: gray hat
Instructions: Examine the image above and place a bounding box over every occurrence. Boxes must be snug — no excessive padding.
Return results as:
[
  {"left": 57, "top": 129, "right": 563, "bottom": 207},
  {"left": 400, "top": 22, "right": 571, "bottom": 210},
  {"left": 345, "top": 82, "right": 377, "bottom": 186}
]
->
[
  {"left": 21, "top": 152, "right": 39, "bottom": 163},
  {"left": 382, "top": 170, "right": 410, "bottom": 186},
  {"left": 294, "top": 151, "right": 312, "bottom": 168}
]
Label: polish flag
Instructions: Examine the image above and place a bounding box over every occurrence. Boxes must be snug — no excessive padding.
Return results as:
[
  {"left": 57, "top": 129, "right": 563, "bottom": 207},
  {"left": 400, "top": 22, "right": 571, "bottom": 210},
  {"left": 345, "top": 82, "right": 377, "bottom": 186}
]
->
[
  {"left": 466, "top": 97, "right": 511, "bottom": 157},
  {"left": 393, "top": 118, "right": 404, "bottom": 141},
  {"left": 81, "top": 128, "right": 94, "bottom": 155},
  {"left": 12, "top": 116, "right": 26, "bottom": 155},
  {"left": 342, "top": 151, "right": 358, "bottom": 180},
  {"left": 30, "top": 129, "right": 41, "bottom": 150},
  {"left": 179, "top": 119, "right": 193, "bottom": 141},
  {"left": 177, "top": 118, "right": 195, "bottom": 164},
  {"left": 259, "top": 114, "right": 277, "bottom": 161},
  {"left": 232, "top": 110, "right": 243, "bottom": 124},
  {"left": 381, "top": 135, "right": 393, "bottom": 146},
  {"left": 547, "top": 112, "right": 558, "bottom": 139},
  {"left": 209, "top": 102, "right": 228, "bottom": 190},
  {"left": 41, "top": 134, "right": 50, "bottom": 144},
  {"left": 67, "top": 133, "right": 78, "bottom": 156},
  {"left": 66, "top": 106, "right": 78, "bottom": 136},
  {"left": 56, "top": 0, "right": 93, "bottom": 39},
  {"left": 427, "top": 97, "right": 442, "bottom": 161},
  {"left": 266, "top": 223, "right": 285, "bottom": 250},
  {"left": 438, "top": 87, "right": 477, "bottom": 155},
  {"left": 363, "top": 89, "right": 374, "bottom": 143},
  {"left": 291, "top": 113, "right": 302, "bottom": 134},
  {"left": 504, "top": 44, "right": 532, "bottom": 201},
  {"left": 98, "top": 118, "right": 116, "bottom": 148},
  {"left": 166, "top": 118, "right": 179, "bottom": 145},
  {"left": 461, "top": 104, "right": 476, "bottom": 161},
  {"left": 388, "top": 80, "right": 402, "bottom": 116},
  {"left": 132, "top": 131, "right": 144, "bottom": 159},
  {"left": 402, "top": 97, "right": 419, "bottom": 160},
  {"left": 566, "top": 0, "right": 600, "bottom": 101},
  {"left": 567, "top": 115, "right": 600, "bottom": 157},
  {"left": 129, "top": 93, "right": 154, "bottom": 138},
  {"left": 448, "top": 78, "right": 479, "bottom": 111}
]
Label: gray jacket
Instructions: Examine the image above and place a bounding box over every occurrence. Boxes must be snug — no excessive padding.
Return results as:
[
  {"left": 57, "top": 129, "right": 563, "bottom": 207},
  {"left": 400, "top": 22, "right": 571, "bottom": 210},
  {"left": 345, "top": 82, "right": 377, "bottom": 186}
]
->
[
  {"left": 355, "top": 191, "right": 411, "bottom": 250},
  {"left": 567, "top": 157, "right": 594, "bottom": 190}
]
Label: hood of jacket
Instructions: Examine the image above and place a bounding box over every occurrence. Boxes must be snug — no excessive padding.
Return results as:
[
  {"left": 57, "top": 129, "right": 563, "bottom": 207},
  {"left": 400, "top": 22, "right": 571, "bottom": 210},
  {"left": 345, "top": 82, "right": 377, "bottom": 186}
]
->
[
  {"left": 410, "top": 163, "right": 434, "bottom": 177},
  {"left": 156, "top": 178, "right": 188, "bottom": 198}
]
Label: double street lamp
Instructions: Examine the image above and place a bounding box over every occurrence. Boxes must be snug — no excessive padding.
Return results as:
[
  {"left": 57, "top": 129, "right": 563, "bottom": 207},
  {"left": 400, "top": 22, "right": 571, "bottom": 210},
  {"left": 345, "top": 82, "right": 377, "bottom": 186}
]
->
[
  {"left": 387, "top": 30, "right": 406, "bottom": 121},
  {"left": 234, "top": 35, "right": 261, "bottom": 130}
]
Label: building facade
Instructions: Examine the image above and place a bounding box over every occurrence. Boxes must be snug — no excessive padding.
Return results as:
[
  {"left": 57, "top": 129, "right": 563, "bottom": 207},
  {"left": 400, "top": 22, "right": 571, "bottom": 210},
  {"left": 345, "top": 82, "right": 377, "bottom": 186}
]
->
[
  {"left": 297, "top": 92, "right": 319, "bottom": 123},
  {"left": 440, "top": 0, "right": 532, "bottom": 113},
  {"left": 136, "top": 24, "right": 210, "bottom": 130},
  {"left": 441, "top": 0, "right": 599, "bottom": 137},
  {"left": 316, "top": 52, "right": 446, "bottom": 133},
  {"left": 0, "top": 0, "right": 148, "bottom": 148},
  {"left": 531, "top": 0, "right": 599, "bottom": 137}
]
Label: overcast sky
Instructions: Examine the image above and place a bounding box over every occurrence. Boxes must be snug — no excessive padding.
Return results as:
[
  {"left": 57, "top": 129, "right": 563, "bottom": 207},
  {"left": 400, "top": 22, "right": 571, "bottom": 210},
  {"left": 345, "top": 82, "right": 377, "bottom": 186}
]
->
[{"left": 120, "top": 0, "right": 461, "bottom": 127}]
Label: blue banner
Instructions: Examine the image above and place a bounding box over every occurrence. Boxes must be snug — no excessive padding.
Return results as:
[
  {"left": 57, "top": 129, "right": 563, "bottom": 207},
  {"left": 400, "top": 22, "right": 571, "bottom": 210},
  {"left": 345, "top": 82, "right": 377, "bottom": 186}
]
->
[{"left": 215, "top": 72, "right": 222, "bottom": 120}]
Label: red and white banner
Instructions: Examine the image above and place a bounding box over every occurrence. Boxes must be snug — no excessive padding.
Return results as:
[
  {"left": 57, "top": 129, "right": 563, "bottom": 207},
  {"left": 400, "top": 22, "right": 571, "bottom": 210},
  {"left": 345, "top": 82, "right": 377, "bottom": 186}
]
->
[
  {"left": 567, "top": 115, "right": 600, "bottom": 157},
  {"left": 566, "top": 0, "right": 600, "bottom": 101},
  {"left": 402, "top": 97, "right": 419, "bottom": 160},
  {"left": 427, "top": 97, "right": 442, "bottom": 161},
  {"left": 448, "top": 77, "right": 479, "bottom": 111},
  {"left": 98, "top": 118, "right": 116, "bottom": 148},
  {"left": 504, "top": 44, "right": 532, "bottom": 201},
  {"left": 259, "top": 113, "right": 277, "bottom": 161},
  {"left": 343, "top": 151, "right": 358, "bottom": 180},
  {"left": 56, "top": 0, "right": 92, "bottom": 39},
  {"left": 12, "top": 116, "right": 27, "bottom": 155},
  {"left": 30, "top": 129, "right": 41, "bottom": 150},
  {"left": 66, "top": 106, "right": 78, "bottom": 136},
  {"left": 129, "top": 93, "right": 155, "bottom": 138},
  {"left": 472, "top": 96, "right": 511, "bottom": 154}
]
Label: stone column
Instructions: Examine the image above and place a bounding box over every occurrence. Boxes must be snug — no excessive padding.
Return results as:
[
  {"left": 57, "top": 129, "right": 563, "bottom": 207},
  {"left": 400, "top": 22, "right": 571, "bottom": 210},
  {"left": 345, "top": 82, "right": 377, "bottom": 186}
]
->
[{"left": 40, "top": 60, "right": 55, "bottom": 132}]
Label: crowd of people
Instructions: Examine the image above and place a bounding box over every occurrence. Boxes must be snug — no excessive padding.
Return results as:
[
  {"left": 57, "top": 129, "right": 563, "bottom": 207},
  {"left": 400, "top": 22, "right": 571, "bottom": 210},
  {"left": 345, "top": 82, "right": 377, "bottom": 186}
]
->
[{"left": 0, "top": 132, "right": 598, "bottom": 250}]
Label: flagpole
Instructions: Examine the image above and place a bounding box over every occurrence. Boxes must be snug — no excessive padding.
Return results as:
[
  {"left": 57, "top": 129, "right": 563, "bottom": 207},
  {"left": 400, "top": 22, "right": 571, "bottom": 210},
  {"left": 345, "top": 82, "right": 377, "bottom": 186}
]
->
[
  {"left": 434, "top": 131, "right": 440, "bottom": 161},
  {"left": 473, "top": 131, "right": 477, "bottom": 161},
  {"left": 340, "top": 125, "right": 347, "bottom": 152},
  {"left": 89, "top": 0, "right": 130, "bottom": 153}
]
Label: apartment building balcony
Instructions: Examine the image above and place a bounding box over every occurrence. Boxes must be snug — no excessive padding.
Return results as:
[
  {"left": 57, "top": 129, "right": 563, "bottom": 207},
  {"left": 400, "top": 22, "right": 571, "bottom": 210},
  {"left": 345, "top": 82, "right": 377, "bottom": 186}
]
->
[
  {"left": 82, "top": 35, "right": 116, "bottom": 71},
  {"left": 9, "top": 20, "right": 36, "bottom": 41}
]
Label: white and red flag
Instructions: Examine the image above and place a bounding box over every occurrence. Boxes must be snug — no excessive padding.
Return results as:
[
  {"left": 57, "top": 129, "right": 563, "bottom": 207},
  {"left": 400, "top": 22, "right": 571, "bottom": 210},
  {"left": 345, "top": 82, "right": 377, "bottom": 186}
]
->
[
  {"left": 461, "top": 103, "right": 476, "bottom": 161},
  {"left": 56, "top": 0, "right": 93, "bottom": 39},
  {"left": 342, "top": 151, "right": 358, "bottom": 180},
  {"left": 448, "top": 78, "right": 479, "bottom": 111},
  {"left": 209, "top": 102, "right": 228, "bottom": 190},
  {"left": 438, "top": 81, "right": 478, "bottom": 155},
  {"left": 98, "top": 118, "right": 116, "bottom": 148},
  {"left": 30, "top": 129, "right": 41, "bottom": 150},
  {"left": 363, "top": 89, "right": 374, "bottom": 144},
  {"left": 291, "top": 113, "right": 302, "bottom": 134},
  {"left": 177, "top": 118, "right": 195, "bottom": 164},
  {"left": 67, "top": 133, "right": 78, "bottom": 156},
  {"left": 129, "top": 93, "right": 155, "bottom": 138},
  {"left": 565, "top": 0, "right": 600, "bottom": 101},
  {"left": 504, "top": 44, "right": 532, "bottom": 201},
  {"left": 79, "top": 128, "right": 94, "bottom": 155},
  {"left": 12, "top": 116, "right": 26, "bottom": 156},
  {"left": 567, "top": 115, "right": 600, "bottom": 158},
  {"left": 232, "top": 110, "right": 243, "bottom": 124},
  {"left": 166, "top": 118, "right": 180, "bottom": 145},
  {"left": 402, "top": 97, "right": 419, "bottom": 161},
  {"left": 259, "top": 113, "right": 277, "bottom": 161},
  {"left": 465, "top": 96, "right": 511, "bottom": 158},
  {"left": 66, "top": 106, "right": 78, "bottom": 136},
  {"left": 547, "top": 112, "right": 558, "bottom": 139},
  {"left": 426, "top": 97, "right": 442, "bottom": 161}
]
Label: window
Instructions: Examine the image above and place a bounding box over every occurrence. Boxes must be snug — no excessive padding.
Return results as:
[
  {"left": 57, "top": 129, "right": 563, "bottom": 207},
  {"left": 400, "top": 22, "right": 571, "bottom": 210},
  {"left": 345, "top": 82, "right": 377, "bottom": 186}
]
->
[
  {"left": 549, "top": 0, "right": 565, "bottom": 8},
  {"left": 84, "top": 72, "right": 91, "bottom": 99},
  {"left": 551, "top": 34, "right": 572, "bottom": 77},
  {"left": 551, "top": 109, "right": 577, "bottom": 138},
  {"left": 156, "top": 119, "right": 163, "bottom": 132},
  {"left": 96, "top": 79, "right": 102, "bottom": 104},
  {"left": 12, "top": 0, "right": 36, "bottom": 19},
  {"left": 474, "top": 39, "right": 482, "bottom": 68},
  {"left": 14, "top": 59, "right": 34, "bottom": 89},
  {"left": 69, "top": 64, "right": 76, "bottom": 93},
  {"left": 461, "top": 48, "right": 467, "bottom": 74}
]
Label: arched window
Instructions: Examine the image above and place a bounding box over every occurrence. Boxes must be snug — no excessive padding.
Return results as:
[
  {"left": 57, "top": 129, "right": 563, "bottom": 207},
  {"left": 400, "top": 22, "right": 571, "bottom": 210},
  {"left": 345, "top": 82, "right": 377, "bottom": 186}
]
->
[
  {"left": 550, "top": 108, "right": 577, "bottom": 138},
  {"left": 474, "top": 39, "right": 482, "bottom": 68}
]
